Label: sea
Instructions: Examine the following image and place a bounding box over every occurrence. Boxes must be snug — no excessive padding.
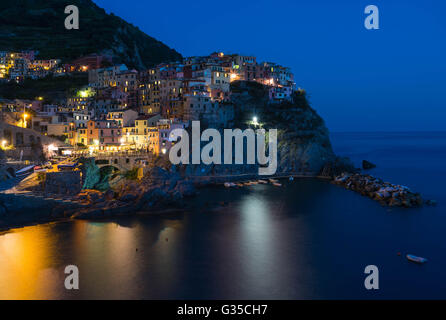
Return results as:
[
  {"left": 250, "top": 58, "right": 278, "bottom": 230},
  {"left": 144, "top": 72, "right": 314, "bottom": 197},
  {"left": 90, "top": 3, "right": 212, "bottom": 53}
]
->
[{"left": 0, "top": 132, "right": 445, "bottom": 299}]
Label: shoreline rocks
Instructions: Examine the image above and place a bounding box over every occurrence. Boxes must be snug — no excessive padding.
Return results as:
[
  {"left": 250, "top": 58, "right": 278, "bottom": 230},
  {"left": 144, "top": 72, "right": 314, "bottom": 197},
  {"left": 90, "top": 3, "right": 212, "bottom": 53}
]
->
[
  {"left": 333, "top": 173, "right": 423, "bottom": 207},
  {"left": 70, "top": 167, "right": 197, "bottom": 220}
]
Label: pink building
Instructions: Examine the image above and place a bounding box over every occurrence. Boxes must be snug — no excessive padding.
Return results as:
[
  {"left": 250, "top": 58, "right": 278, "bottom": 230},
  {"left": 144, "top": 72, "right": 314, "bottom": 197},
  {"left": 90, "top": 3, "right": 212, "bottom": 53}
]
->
[{"left": 86, "top": 120, "right": 122, "bottom": 149}]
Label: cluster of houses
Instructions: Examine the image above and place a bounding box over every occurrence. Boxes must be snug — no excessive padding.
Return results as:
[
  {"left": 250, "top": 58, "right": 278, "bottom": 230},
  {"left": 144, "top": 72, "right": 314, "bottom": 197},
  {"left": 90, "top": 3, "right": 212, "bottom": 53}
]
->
[
  {"left": 0, "top": 51, "right": 110, "bottom": 82},
  {"left": 0, "top": 51, "right": 295, "bottom": 156},
  {"left": 0, "top": 50, "right": 60, "bottom": 82}
]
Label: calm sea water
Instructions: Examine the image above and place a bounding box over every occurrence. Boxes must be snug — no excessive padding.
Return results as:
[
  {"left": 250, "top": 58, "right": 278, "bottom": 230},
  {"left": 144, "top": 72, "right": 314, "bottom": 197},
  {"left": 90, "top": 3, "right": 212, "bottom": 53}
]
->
[{"left": 0, "top": 132, "right": 445, "bottom": 299}]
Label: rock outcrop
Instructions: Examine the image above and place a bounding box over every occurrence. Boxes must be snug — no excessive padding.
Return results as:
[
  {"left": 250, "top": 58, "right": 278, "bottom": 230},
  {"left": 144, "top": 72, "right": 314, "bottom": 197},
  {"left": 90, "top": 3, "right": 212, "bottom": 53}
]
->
[
  {"left": 362, "top": 160, "right": 377, "bottom": 170},
  {"left": 71, "top": 167, "right": 196, "bottom": 219},
  {"left": 226, "top": 82, "right": 337, "bottom": 175}
]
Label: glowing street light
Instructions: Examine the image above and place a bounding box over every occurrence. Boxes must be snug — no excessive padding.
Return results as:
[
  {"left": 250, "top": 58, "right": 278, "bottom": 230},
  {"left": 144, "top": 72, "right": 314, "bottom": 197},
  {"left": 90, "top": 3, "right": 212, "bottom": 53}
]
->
[
  {"left": 22, "top": 113, "right": 29, "bottom": 128},
  {"left": 252, "top": 116, "right": 259, "bottom": 126},
  {"left": 62, "top": 149, "right": 72, "bottom": 156}
]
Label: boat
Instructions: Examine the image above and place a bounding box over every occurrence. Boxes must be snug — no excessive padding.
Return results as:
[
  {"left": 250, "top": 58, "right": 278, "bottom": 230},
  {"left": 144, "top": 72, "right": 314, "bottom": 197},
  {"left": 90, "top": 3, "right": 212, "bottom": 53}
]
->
[
  {"left": 406, "top": 254, "right": 428, "bottom": 264},
  {"left": 272, "top": 182, "right": 282, "bottom": 187},
  {"left": 15, "top": 165, "right": 35, "bottom": 177},
  {"left": 33, "top": 166, "right": 47, "bottom": 173},
  {"left": 224, "top": 182, "right": 236, "bottom": 188},
  {"left": 258, "top": 179, "right": 268, "bottom": 184},
  {"left": 57, "top": 161, "right": 79, "bottom": 171}
]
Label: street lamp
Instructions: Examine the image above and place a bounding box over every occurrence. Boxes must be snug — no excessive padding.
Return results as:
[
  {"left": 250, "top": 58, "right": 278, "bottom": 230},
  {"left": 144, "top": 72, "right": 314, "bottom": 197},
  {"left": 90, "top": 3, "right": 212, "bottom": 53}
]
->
[
  {"left": 23, "top": 113, "right": 28, "bottom": 128},
  {"left": 93, "top": 139, "right": 99, "bottom": 151}
]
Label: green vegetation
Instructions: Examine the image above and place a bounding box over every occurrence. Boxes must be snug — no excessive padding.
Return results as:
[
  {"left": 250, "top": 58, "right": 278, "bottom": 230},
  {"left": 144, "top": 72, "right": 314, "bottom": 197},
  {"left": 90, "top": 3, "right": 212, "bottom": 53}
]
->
[
  {"left": 124, "top": 168, "right": 139, "bottom": 180},
  {"left": 0, "top": 73, "right": 87, "bottom": 102},
  {"left": 263, "top": 89, "right": 325, "bottom": 132},
  {"left": 37, "top": 172, "right": 46, "bottom": 181},
  {"left": 76, "top": 143, "right": 87, "bottom": 148},
  {"left": 0, "top": 0, "right": 182, "bottom": 69},
  {"left": 48, "top": 134, "right": 68, "bottom": 143},
  {"left": 230, "top": 80, "right": 266, "bottom": 99}
]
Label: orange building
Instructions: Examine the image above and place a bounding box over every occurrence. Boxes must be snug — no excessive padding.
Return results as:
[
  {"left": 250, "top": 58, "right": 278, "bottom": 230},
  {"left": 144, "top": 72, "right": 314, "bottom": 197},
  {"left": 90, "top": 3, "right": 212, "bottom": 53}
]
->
[{"left": 86, "top": 120, "right": 121, "bottom": 150}]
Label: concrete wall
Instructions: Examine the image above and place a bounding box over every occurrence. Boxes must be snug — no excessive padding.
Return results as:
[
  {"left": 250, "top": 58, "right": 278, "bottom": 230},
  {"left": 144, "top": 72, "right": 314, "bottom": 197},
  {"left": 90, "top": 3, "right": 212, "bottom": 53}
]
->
[{"left": 44, "top": 171, "right": 82, "bottom": 195}]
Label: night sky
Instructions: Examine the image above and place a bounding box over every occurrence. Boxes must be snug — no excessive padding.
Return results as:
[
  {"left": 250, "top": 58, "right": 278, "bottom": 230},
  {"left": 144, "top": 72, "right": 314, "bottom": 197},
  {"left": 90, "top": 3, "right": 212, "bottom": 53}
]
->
[{"left": 94, "top": 0, "right": 446, "bottom": 132}]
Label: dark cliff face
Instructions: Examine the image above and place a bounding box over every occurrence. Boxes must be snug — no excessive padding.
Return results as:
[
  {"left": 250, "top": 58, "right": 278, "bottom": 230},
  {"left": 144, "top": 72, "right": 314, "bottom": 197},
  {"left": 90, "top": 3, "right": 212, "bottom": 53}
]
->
[
  {"left": 230, "top": 81, "right": 336, "bottom": 175},
  {"left": 173, "top": 81, "right": 337, "bottom": 178},
  {"left": 0, "top": 0, "right": 182, "bottom": 69}
]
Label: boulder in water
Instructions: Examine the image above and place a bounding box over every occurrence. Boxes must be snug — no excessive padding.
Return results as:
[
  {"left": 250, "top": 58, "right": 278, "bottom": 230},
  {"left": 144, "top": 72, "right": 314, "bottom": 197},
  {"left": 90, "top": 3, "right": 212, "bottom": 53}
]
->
[{"left": 362, "top": 160, "right": 377, "bottom": 170}]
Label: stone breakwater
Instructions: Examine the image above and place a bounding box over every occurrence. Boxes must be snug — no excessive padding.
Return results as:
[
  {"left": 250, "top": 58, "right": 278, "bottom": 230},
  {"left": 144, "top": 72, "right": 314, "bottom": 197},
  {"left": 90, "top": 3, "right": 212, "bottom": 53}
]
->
[{"left": 333, "top": 173, "right": 423, "bottom": 207}]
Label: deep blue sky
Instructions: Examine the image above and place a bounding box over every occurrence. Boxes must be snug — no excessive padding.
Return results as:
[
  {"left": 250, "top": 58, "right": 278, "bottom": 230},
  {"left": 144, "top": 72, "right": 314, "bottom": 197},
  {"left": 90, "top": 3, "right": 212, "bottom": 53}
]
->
[{"left": 94, "top": 0, "right": 445, "bottom": 132}]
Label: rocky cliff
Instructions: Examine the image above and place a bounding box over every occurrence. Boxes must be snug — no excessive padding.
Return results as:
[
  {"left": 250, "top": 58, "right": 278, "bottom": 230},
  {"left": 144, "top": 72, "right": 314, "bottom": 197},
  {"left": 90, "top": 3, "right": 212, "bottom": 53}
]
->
[
  {"left": 179, "top": 81, "right": 342, "bottom": 178},
  {"left": 231, "top": 81, "right": 337, "bottom": 175}
]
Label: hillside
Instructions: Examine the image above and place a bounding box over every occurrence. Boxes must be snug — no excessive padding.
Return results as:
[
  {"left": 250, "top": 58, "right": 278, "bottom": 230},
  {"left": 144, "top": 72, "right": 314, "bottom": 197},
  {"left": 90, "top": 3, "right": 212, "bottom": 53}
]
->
[
  {"left": 0, "top": 0, "right": 182, "bottom": 69},
  {"left": 0, "top": 73, "right": 88, "bottom": 102}
]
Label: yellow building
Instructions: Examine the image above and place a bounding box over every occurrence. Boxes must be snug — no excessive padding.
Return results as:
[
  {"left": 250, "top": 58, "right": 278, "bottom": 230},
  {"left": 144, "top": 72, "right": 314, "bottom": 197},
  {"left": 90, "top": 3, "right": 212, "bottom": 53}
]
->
[
  {"left": 148, "top": 127, "right": 160, "bottom": 154},
  {"left": 76, "top": 127, "right": 88, "bottom": 146}
]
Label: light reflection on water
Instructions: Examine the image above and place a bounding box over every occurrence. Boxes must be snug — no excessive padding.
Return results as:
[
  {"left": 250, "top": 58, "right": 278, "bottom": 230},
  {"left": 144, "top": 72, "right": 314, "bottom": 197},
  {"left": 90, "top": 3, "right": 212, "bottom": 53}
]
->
[
  {"left": 0, "top": 131, "right": 445, "bottom": 299},
  {"left": 0, "top": 225, "right": 61, "bottom": 299},
  {"left": 0, "top": 182, "right": 320, "bottom": 299}
]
